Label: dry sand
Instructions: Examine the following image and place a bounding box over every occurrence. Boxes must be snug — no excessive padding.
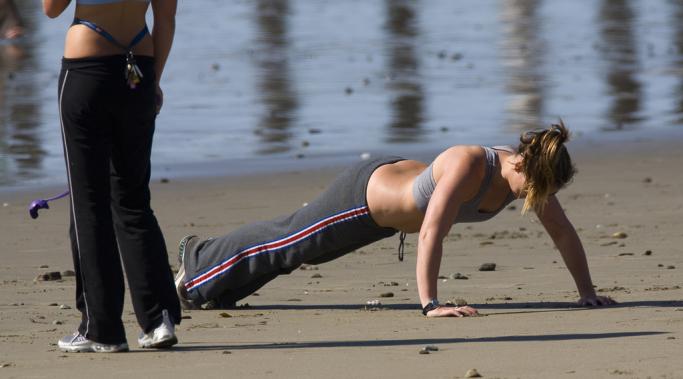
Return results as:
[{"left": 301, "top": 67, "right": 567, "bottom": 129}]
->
[{"left": 1, "top": 137, "right": 682, "bottom": 378}]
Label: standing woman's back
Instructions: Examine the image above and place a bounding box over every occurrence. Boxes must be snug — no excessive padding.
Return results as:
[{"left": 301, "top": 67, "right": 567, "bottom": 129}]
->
[{"left": 43, "top": 0, "right": 181, "bottom": 353}]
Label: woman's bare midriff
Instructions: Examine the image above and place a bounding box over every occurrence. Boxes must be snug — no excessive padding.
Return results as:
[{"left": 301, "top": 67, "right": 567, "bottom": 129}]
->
[
  {"left": 63, "top": 3, "right": 153, "bottom": 58},
  {"left": 367, "top": 159, "right": 427, "bottom": 233}
]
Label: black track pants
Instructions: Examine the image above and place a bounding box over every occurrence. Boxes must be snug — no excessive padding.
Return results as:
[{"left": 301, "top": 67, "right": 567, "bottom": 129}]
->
[{"left": 58, "top": 56, "right": 180, "bottom": 345}]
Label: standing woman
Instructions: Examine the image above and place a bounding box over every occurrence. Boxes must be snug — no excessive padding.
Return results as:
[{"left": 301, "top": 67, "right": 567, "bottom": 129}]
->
[{"left": 43, "top": 0, "right": 180, "bottom": 352}]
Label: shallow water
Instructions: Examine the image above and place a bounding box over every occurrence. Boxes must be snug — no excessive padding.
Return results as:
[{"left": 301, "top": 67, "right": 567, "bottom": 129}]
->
[{"left": 1, "top": 0, "right": 683, "bottom": 188}]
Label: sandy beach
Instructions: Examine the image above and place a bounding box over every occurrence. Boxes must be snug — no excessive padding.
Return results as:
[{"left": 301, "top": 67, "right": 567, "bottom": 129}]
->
[{"left": 1, "top": 137, "right": 682, "bottom": 379}]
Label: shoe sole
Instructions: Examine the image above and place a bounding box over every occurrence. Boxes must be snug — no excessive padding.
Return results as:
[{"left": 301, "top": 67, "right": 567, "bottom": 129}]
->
[
  {"left": 59, "top": 344, "right": 129, "bottom": 353},
  {"left": 139, "top": 335, "right": 178, "bottom": 349},
  {"left": 176, "top": 236, "right": 202, "bottom": 310}
]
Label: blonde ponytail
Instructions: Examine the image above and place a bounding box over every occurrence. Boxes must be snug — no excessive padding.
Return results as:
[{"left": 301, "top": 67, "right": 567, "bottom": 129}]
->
[{"left": 516, "top": 120, "right": 576, "bottom": 214}]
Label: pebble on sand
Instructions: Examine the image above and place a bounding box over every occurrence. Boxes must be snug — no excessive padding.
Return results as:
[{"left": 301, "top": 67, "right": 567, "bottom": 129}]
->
[
  {"left": 465, "top": 368, "right": 482, "bottom": 378},
  {"left": 425, "top": 345, "right": 439, "bottom": 351},
  {"left": 59, "top": 304, "right": 71, "bottom": 310},
  {"left": 219, "top": 312, "right": 232, "bottom": 318},
  {"left": 644, "top": 250, "right": 653, "bottom": 256},
  {"left": 52, "top": 320, "right": 63, "bottom": 325},
  {"left": 611, "top": 232, "right": 628, "bottom": 239},
  {"left": 61, "top": 270, "right": 76, "bottom": 277},
  {"left": 36, "top": 272, "right": 62, "bottom": 281},
  {"left": 450, "top": 273, "right": 469, "bottom": 280},
  {"left": 311, "top": 273, "right": 323, "bottom": 278},
  {"left": 380, "top": 292, "right": 394, "bottom": 298},
  {"left": 667, "top": 265, "right": 676, "bottom": 269},
  {"left": 478, "top": 263, "right": 496, "bottom": 271},
  {"left": 418, "top": 348, "right": 430, "bottom": 354}
]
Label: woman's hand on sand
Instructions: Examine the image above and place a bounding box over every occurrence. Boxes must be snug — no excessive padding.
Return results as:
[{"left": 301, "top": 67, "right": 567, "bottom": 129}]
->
[
  {"left": 426, "top": 305, "right": 478, "bottom": 317},
  {"left": 578, "top": 294, "right": 616, "bottom": 307}
]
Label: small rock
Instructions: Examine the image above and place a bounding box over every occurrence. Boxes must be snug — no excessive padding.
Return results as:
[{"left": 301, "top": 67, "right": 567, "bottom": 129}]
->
[
  {"left": 658, "top": 264, "right": 664, "bottom": 267},
  {"left": 222, "top": 350, "right": 232, "bottom": 354},
  {"left": 440, "top": 126, "right": 449, "bottom": 132},
  {"left": 451, "top": 53, "right": 463, "bottom": 61},
  {"left": 48, "top": 303, "right": 58, "bottom": 306},
  {"left": 59, "top": 304, "right": 71, "bottom": 310},
  {"left": 39, "top": 265, "right": 49, "bottom": 269},
  {"left": 301, "top": 140, "right": 310, "bottom": 147},
  {"left": 465, "top": 368, "right": 482, "bottom": 378},
  {"left": 36, "top": 272, "right": 62, "bottom": 281},
  {"left": 181, "top": 315, "right": 192, "bottom": 320},
  {"left": 311, "top": 273, "right": 322, "bottom": 279},
  {"left": 380, "top": 292, "right": 394, "bottom": 298},
  {"left": 478, "top": 263, "right": 496, "bottom": 271},
  {"left": 644, "top": 250, "right": 652, "bottom": 256},
  {"left": 61, "top": 270, "right": 76, "bottom": 277},
  {"left": 507, "top": 205, "right": 517, "bottom": 211},
  {"left": 667, "top": 336, "right": 676, "bottom": 340},
  {"left": 218, "top": 312, "right": 232, "bottom": 318},
  {"left": 643, "top": 177, "right": 652, "bottom": 183},
  {"left": 418, "top": 348, "right": 430, "bottom": 354},
  {"left": 0, "top": 362, "right": 13, "bottom": 368},
  {"left": 617, "top": 253, "right": 633, "bottom": 256},
  {"left": 612, "top": 232, "right": 628, "bottom": 239},
  {"left": 424, "top": 345, "right": 439, "bottom": 351},
  {"left": 211, "top": 63, "right": 221, "bottom": 71},
  {"left": 160, "top": 178, "right": 170, "bottom": 183},
  {"left": 450, "top": 273, "right": 468, "bottom": 280},
  {"left": 345, "top": 87, "right": 353, "bottom": 95},
  {"left": 667, "top": 265, "right": 676, "bottom": 269},
  {"left": 52, "top": 320, "right": 63, "bottom": 325}
]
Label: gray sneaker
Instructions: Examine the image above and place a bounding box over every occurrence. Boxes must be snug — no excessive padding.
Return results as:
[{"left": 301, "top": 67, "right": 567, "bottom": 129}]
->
[
  {"left": 58, "top": 332, "right": 129, "bottom": 353},
  {"left": 138, "top": 309, "right": 177, "bottom": 348},
  {"left": 176, "top": 235, "right": 201, "bottom": 310}
]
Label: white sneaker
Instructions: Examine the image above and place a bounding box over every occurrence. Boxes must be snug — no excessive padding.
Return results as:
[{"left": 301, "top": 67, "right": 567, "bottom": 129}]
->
[
  {"left": 138, "top": 309, "right": 178, "bottom": 348},
  {"left": 58, "top": 332, "right": 129, "bottom": 353}
]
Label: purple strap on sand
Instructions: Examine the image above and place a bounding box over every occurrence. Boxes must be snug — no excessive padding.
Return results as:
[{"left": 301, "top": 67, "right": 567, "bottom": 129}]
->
[{"left": 28, "top": 190, "right": 70, "bottom": 219}]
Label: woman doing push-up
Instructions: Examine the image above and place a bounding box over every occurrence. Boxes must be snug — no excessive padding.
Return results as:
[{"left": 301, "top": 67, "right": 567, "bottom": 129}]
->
[{"left": 175, "top": 122, "right": 615, "bottom": 317}]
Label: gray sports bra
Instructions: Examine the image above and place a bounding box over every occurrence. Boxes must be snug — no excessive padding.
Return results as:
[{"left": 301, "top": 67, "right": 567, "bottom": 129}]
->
[{"left": 412, "top": 146, "right": 517, "bottom": 223}]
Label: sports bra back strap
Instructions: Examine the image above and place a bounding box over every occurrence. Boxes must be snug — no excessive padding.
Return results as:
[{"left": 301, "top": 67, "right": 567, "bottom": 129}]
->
[{"left": 73, "top": 18, "right": 149, "bottom": 51}]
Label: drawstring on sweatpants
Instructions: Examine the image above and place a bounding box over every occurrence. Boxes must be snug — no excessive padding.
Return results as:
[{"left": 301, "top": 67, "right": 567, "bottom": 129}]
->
[{"left": 397, "top": 231, "right": 406, "bottom": 262}]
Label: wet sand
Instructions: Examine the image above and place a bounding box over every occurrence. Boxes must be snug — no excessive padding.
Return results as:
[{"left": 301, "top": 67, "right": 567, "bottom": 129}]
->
[{"left": 1, "top": 138, "right": 682, "bottom": 378}]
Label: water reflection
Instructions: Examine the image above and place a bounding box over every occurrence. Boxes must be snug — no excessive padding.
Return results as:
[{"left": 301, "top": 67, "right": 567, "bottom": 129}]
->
[
  {"left": 0, "top": 1, "right": 43, "bottom": 187},
  {"left": 252, "top": 0, "right": 298, "bottom": 155},
  {"left": 598, "top": 0, "right": 643, "bottom": 130},
  {"left": 383, "top": 0, "right": 425, "bottom": 143},
  {"left": 670, "top": 0, "right": 683, "bottom": 125},
  {"left": 499, "top": 0, "right": 545, "bottom": 131}
]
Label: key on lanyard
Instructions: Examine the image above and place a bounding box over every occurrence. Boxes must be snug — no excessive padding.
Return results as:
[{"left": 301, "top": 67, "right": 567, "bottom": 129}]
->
[{"left": 125, "top": 51, "right": 144, "bottom": 89}]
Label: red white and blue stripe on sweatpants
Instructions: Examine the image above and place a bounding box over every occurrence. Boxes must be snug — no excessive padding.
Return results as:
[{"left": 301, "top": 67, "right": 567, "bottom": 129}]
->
[{"left": 184, "top": 205, "right": 370, "bottom": 292}]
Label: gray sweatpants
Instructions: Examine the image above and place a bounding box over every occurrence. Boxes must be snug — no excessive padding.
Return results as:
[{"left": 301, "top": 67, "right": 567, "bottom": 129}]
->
[{"left": 182, "top": 156, "right": 403, "bottom": 305}]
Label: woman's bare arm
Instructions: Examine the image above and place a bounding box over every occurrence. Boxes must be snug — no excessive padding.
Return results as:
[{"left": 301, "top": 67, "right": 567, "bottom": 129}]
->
[
  {"left": 416, "top": 148, "right": 481, "bottom": 317},
  {"left": 151, "top": 0, "right": 177, "bottom": 113},
  {"left": 537, "top": 195, "right": 616, "bottom": 306},
  {"left": 42, "top": 0, "right": 71, "bottom": 18}
]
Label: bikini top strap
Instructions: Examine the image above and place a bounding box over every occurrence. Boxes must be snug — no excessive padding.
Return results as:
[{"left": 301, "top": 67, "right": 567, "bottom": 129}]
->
[{"left": 73, "top": 18, "right": 149, "bottom": 51}]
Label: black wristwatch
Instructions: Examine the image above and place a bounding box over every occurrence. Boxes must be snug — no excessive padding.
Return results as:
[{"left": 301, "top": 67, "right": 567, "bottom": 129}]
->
[{"left": 422, "top": 299, "right": 440, "bottom": 315}]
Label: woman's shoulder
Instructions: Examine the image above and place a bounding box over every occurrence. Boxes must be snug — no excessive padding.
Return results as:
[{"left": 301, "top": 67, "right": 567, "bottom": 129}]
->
[
  {"left": 437, "top": 145, "right": 488, "bottom": 163},
  {"left": 432, "top": 145, "right": 488, "bottom": 180}
]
